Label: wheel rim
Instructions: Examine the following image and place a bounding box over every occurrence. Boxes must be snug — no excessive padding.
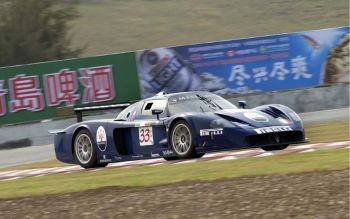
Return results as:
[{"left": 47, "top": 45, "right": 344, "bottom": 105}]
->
[
  {"left": 75, "top": 134, "right": 93, "bottom": 164},
  {"left": 172, "top": 124, "right": 192, "bottom": 156}
]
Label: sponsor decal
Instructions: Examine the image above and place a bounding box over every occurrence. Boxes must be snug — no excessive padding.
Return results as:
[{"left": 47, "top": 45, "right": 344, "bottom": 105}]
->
[
  {"left": 139, "top": 127, "right": 154, "bottom": 146},
  {"left": 254, "top": 126, "right": 292, "bottom": 134},
  {"left": 151, "top": 153, "right": 161, "bottom": 158},
  {"left": 200, "top": 128, "right": 223, "bottom": 136},
  {"left": 132, "top": 155, "right": 144, "bottom": 158},
  {"left": 96, "top": 126, "right": 107, "bottom": 151},
  {"left": 100, "top": 154, "right": 111, "bottom": 163},
  {"left": 162, "top": 150, "right": 174, "bottom": 156},
  {"left": 244, "top": 112, "right": 268, "bottom": 122}
]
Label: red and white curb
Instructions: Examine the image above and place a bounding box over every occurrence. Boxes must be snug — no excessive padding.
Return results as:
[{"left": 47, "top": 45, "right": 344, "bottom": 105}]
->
[{"left": 0, "top": 141, "right": 349, "bottom": 181}]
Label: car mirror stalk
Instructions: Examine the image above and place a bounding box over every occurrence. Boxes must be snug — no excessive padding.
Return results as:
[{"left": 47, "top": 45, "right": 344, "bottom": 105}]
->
[
  {"left": 238, "top": 101, "right": 247, "bottom": 109},
  {"left": 152, "top": 109, "right": 163, "bottom": 120}
]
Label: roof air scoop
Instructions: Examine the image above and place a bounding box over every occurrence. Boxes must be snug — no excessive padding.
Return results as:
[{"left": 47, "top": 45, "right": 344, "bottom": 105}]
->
[{"left": 155, "top": 91, "right": 168, "bottom": 96}]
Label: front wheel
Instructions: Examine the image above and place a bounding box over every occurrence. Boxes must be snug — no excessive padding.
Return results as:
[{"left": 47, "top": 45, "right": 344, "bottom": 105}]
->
[
  {"left": 170, "top": 120, "right": 197, "bottom": 159},
  {"left": 261, "top": 144, "right": 289, "bottom": 151},
  {"left": 73, "top": 129, "right": 98, "bottom": 168}
]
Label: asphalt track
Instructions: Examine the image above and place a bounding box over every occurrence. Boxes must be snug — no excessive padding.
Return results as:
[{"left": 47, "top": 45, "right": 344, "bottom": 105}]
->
[{"left": 0, "top": 141, "right": 348, "bottom": 181}]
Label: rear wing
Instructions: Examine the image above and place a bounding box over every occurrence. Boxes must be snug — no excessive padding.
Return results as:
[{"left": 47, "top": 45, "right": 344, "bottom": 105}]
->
[{"left": 74, "top": 103, "right": 130, "bottom": 122}]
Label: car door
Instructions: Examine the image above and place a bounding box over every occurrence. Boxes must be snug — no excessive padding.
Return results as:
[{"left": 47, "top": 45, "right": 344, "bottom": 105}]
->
[{"left": 131, "top": 99, "right": 168, "bottom": 156}]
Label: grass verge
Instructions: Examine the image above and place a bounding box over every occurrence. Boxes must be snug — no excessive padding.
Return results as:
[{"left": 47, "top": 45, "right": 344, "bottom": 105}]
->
[{"left": 0, "top": 148, "right": 348, "bottom": 199}]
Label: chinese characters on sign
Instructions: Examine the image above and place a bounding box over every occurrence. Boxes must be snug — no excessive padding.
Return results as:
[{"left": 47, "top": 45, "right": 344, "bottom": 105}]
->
[
  {"left": 79, "top": 65, "right": 115, "bottom": 103},
  {"left": 9, "top": 75, "right": 44, "bottom": 112},
  {"left": 228, "top": 56, "right": 312, "bottom": 86},
  {"left": 0, "top": 65, "right": 116, "bottom": 117}
]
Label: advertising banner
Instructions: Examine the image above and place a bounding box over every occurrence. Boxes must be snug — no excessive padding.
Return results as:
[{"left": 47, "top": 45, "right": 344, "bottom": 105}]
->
[
  {"left": 136, "top": 26, "right": 349, "bottom": 98},
  {"left": 0, "top": 52, "right": 140, "bottom": 125}
]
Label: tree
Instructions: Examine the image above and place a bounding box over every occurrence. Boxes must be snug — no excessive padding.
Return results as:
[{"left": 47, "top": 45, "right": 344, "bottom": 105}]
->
[{"left": 0, "top": 0, "right": 82, "bottom": 67}]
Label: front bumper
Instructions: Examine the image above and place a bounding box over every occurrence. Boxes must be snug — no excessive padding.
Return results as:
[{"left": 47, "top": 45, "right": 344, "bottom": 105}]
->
[{"left": 196, "top": 126, "right": 306, "bottom": 151}]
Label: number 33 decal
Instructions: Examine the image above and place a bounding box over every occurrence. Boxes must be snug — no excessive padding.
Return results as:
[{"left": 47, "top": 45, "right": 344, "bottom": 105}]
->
[{"left": 139, "top": 127, "right": 154, "bottom": 146}]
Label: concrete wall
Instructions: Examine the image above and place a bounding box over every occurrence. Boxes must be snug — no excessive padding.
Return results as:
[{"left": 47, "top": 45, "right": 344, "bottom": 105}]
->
[{"left": 0, "top": 84, "right": 349, "bottom": 147}]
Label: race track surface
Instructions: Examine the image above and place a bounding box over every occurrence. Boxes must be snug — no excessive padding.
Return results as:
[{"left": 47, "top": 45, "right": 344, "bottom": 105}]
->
[
  {"left": 0, "top": 141, "right": 348, "bottom": 181},
  {"left": 0, "top": 169, "right": 348, "bottom": 219}
]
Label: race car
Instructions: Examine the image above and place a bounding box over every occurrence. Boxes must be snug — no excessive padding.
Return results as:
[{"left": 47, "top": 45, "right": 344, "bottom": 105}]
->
[{"left": 50, "top": 91, "right": 306, "bottom": 168}]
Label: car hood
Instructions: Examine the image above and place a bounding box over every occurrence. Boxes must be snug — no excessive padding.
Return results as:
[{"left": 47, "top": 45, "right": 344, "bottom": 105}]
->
[{"left": 214, "top": 108, "right": 292, "bottom": 128}]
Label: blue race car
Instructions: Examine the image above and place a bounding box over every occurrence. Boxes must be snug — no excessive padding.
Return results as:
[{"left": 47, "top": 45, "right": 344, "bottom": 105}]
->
[{"left": 51, "top": 91, "right": 306, "bottom": 168}]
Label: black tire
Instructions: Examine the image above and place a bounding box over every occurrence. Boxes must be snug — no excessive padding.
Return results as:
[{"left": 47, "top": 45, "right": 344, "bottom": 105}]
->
[
  {"left": 96, "top": 162, "right": 109, "bottom": 168},
  {"left": 170, "top": 120, "right": 196, "bottom": 159},
  {"left": 193, "top": 153, "right": 205, "bottom": 158},
  {"left": 73, "top": 129, "right": 98, "bottom": 169},
  {"left": 261, "top": 144, "right": 289, "bottom": 151}
]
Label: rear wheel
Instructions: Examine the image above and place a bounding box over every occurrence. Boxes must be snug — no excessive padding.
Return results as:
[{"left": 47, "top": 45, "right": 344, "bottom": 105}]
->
[
  {"left": 73, "top": 129, "right": 98, "bottom": 168},
  {"left": 261, "top": 144, "right": 289, "bottom": 151},
  {"left": 170, "top": 120, "right": 196, "bottom": 159}
]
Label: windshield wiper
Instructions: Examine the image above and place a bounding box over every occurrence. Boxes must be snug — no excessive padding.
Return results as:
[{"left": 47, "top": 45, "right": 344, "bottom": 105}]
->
[{"left": 196, "top": 94, "right": 223, "bottom": 110}]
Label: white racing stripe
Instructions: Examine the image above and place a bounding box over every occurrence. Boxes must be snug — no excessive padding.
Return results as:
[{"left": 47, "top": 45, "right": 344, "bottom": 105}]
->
[
  {"left": 203, "top": 152, "right": 228, "bottom": 158},
  {"left": 0, "top": 141, "right": 348, "bottom": 181},
  {"left": 0, "top": 170, "right": 19, "bottom": 177},
  {"left": 50, "top": 166, "right": 82, "bottom": 173},
  {"left": 215, "top": 156, "right": 237, "bottom": 161},
  {"left": 137, "top": 158, "right": 164, "bottom": 165},
  {"left": 326, "top": 141, "right": 350, "bottom": 147},
  {"left": 300, "top": 149, "right": 316, "bottom": 153},
  {"left": 3, "top": 169, "right": 40, "bottom": 177},
  {"left": 228, "top": 150, "right": 255, "bottom": 156},
  {"left": 108, "top": 161, "right": 139, "bottom": 167},
  {"left": 292, "top": 145, "right": 313, "bottom": 150},
  {"left": 255, "top": 152, "right": 274, "bottom": 157},
  {"left": 174, "top": 160, "right": 197, "bottom": 165},
  {"left": 26, "top": 167, "right": 59, "bottom": 176}
]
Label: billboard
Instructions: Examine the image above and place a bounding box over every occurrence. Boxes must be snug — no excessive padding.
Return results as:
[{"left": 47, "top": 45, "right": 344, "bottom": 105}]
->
[
  {"left": 0, "top": 52, "right": 140, "bottom": 125},
  {"left": 136, "top": 26, "right": 349, "bottom": 98}
]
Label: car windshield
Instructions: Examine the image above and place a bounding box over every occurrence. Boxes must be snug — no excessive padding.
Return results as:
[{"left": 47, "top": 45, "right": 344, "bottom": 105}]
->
[{"left": 168, "top": 93, "right": 236, "bottom": 115}]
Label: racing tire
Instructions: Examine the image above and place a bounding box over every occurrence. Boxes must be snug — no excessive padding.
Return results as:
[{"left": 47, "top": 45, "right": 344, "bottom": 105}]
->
[
  {"left": 96, "top": 162, "right": 109, "bottom": 168},
  {"left": 261, "top": 144, "right": 289, "bottom": 151},
  {"left": 194, "top": 153, "right": 205, "bottom": 158},
  {"left": 73, "top": 129, "right": 98, "bottom": 169},
  {"left": 170, "top": 120, "right": 197, "bottom": 159}
]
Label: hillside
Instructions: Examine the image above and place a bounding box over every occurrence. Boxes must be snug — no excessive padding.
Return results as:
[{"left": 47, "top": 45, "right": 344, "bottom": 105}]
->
[{"left": 71, "top": 0, "right": 349, "bottom": 57}]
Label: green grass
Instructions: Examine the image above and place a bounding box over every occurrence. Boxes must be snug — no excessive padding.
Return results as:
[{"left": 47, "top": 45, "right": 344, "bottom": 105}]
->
[
  {"left": 0, "top": 159, "right": 70, "bottom": 171},
  {"left": 71, "top": 0, "right": 349, "bottom": 57},
  {"left": 304, "top": 120, "right": 349, "bottom": 143},
  {"left": 0, "top": 148, "right": 348, "bottom": 199}
]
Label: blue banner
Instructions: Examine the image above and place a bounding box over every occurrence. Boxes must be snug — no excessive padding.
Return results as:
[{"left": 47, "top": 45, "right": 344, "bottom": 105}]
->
[{"left": 136, "top": 26, "right": 349, "bottom": 98}]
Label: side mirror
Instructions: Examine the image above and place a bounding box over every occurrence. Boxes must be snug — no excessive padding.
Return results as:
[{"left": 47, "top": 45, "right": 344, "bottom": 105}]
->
[
  {"left": 151, "top": 109, "right": 163, "bottom": 120},
  {"left": 238, "top": 100, "right": 247, "bottom": 109}
]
